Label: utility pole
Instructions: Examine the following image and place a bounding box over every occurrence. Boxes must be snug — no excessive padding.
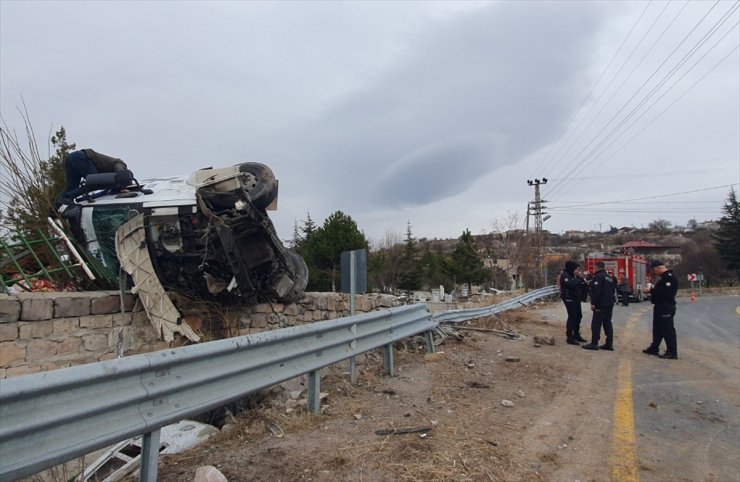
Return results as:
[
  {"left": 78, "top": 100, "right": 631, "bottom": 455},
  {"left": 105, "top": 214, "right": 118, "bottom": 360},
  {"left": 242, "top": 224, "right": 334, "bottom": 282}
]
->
[
  {"left": 526, "top": 178, "right": 548, "bottom": 233},
  {"left": 527, "top": 178, "right": 548, "bottom": 288}
]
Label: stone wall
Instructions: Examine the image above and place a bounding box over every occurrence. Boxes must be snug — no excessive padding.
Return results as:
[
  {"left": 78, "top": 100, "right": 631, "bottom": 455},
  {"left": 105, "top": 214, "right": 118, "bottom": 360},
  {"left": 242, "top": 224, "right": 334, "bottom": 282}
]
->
[{"left": 0, "top": 291, "right": 403, "bottom": 379}]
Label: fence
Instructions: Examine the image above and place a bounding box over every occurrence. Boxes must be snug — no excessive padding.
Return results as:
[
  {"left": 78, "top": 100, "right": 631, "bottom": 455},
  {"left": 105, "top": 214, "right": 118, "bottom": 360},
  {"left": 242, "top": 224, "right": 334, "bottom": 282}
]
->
[{"left": 0, "top": 287, "right": 558, "bottom": 481}]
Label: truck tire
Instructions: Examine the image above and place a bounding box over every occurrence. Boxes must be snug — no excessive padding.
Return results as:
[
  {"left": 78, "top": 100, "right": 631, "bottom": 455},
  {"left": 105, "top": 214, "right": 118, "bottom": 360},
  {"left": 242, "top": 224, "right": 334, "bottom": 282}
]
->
[
  {"left": 276, "top": 250, "right": 308, "bottom": 304},
  {"left": 236, "top": 162, "right": 277, "bottom": 210}
]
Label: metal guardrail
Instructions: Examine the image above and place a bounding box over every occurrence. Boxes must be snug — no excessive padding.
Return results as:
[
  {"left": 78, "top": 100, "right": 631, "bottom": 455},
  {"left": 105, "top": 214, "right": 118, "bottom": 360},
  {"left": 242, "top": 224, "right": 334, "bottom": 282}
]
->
[
  {"left": 0, "top": 304, "right": 435, "bottom": 481},
  {"left": 0, "top": 286, "right": 559, "bottom": 480},
  {"left": 431, "top": 286, "right": 559, "bottom": 324}
]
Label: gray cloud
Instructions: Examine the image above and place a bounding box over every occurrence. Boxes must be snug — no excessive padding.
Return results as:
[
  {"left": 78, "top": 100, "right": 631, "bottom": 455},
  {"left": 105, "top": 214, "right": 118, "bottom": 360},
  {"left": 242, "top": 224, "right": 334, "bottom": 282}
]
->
[{"left": 1, "top": 1, "right": 737, "bottom": 242}]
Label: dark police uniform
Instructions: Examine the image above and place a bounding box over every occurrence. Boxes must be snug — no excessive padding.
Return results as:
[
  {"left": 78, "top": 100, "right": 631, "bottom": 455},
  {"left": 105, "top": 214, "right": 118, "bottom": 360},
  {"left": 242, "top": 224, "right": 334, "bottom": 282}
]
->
[
  {"left": 559, "top": 264, "right": 587, "bottom": 343},
  {"left": 646, "top": 269, "right": 679, "bottom": 356},
  {"left": 587, "top": 268, "right": 616, "bottom": 348}
]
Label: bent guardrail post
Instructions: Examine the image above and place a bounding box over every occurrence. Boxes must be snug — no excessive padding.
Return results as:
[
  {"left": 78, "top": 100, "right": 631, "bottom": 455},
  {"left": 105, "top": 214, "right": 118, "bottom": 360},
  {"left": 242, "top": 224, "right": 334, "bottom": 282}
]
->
[
  {"left": 140, "top": 429, "right": 161, "bottom": 482},
  {"left": 425, "top": 331, "right": 435, "bottom": 353}
]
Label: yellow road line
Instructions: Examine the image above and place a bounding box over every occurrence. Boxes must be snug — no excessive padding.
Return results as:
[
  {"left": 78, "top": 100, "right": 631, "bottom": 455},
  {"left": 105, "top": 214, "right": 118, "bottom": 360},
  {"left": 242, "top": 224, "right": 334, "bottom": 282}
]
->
[
  {"left": 609, "top": 311, "right": 645, "bottom": 481},
  {"left": 611, "top": 360, "right": 638, "bottom": 481}
]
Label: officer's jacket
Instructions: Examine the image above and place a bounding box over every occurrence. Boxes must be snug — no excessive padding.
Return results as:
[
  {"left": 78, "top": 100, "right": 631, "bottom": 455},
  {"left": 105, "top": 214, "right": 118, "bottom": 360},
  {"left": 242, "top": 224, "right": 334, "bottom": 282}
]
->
[
  {"left": 559, "top": 271, "right": 585, "bottom": 301},
  {"left": 589, "top": 269, "right": 616, "bottom": 307},
  {"left": 651, "top": 269, "right": 678, "bottom": 305}
]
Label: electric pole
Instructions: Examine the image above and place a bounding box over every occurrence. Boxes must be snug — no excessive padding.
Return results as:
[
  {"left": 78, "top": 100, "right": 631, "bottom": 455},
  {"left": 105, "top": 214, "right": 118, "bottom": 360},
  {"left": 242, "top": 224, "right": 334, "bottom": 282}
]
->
[
  {"left": 526, "top": 178, "right": 548, "bottom": 233},
  {"left": 527, "top": 178, "right": 548, "bottom": 288}
]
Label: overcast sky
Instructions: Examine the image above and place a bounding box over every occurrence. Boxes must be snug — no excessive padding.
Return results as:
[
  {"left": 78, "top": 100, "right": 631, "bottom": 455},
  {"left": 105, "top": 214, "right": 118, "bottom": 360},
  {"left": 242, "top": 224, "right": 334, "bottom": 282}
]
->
[{"left": 1, "top": 1, "right": 738, "bottom": 246}]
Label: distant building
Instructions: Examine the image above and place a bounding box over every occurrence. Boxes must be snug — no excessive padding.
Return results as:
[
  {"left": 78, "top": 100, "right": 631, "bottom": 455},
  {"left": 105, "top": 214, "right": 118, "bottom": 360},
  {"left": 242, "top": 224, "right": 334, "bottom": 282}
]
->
[{"left": 618, "top": 240, "right": 681, "bottom": 264}]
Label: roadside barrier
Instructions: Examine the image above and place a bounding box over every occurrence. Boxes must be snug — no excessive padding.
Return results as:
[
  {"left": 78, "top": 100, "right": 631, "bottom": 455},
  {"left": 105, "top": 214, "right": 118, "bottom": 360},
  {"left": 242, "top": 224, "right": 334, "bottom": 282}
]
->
[{"left": 0, "top": 286, "right": 558, "bottom": 481}]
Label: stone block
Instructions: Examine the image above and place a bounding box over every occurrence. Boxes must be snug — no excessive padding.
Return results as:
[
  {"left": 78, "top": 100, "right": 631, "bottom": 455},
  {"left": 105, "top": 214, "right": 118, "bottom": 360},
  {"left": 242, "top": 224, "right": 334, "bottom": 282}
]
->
[
  {"left": 0, "top": 322, "right": 18, "bottom": 342},
  {"left": 20, "top": 297, "right": 53, "bottom": 321},
  {"left": 312, "top": 311, "right": 329, "bottom": 321},
  {"left": 54, "top": 295, "right": 91, "bottom": 318},
  {"left": 90, "top": 294, "right": 122, "bottom": 315},
  {"left": 0, "top": 296, "right": 21, "bottom": 323},
  {"left": 251, "top": 315, "right": 269, "bottom": 329},
  {"left": 53, "top": 318, "right": 80, "bottom": 333},
  {"left": 80, "top": 315, "right": 113, "bottom": 330},
  {"left": 316, "top": 296, "right": 329, "bottom": 311},
  {"left": 358, "top": 298, "right": 372, "bottom": 312},
  {"left": 283, "top": 304, "right": 302, "bottom": 316},
  {"left": 26, "top": 339, "right": 58, "bottom": 360},
  {"left": 132, "top": 311, "right": 149, "bottom": 325},
  {"left": 42, "top": 361, "right": 70, "bottom": 372},
  {"left": 5, "top": 365, "right": 38, "bottom": 377},
  {"left": 19, "top": 320, "right": 53, "bottom": 339},
  {"left": 254, "top": 303, "right": 276, "bottom": 314},
  {"left": 0, "top": 342, "right": 26, "bottom": 365},
  {"left": 83, "top": 334, "right": 110, "bottom": 352},
  {"left": 57, "top": 336, "right": 82, "bottom": 355},
  {"left": 112, "top": 313, "right": 134, "bottom": 326}
]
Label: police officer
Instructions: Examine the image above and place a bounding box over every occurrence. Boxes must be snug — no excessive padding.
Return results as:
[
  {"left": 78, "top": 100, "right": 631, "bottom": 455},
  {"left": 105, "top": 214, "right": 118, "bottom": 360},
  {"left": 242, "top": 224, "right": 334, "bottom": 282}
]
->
[
  {"left": 582, "top": 261, "right": 616, "bottom": 351},
  {"left": 642, "top": 260, "right": 679, "bottom": 359},
  {"left": 559, "top": 261, "right": 588, "bottom": 345}
]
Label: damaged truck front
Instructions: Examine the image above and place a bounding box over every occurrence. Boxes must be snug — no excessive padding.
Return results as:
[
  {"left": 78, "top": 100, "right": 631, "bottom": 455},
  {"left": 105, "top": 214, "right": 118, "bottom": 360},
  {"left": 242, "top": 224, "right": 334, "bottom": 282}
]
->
[{"left": 58, "top": 162, "right": 308, "bottom": 312}]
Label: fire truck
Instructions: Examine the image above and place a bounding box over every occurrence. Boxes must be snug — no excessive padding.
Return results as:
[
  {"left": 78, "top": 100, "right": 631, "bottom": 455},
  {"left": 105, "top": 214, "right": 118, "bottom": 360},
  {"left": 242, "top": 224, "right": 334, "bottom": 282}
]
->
[{"left": 583, "top": 253, "right": 649, "bottom": 302}]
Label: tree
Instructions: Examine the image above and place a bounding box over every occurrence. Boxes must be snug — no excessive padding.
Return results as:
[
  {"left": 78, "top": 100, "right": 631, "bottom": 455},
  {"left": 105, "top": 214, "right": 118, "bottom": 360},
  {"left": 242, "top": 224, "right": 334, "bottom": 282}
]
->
[
  {"left": 1, "top": 108, "right": 74, "bottom": 239},
  {"left": 290, "top": 212, "right": 317, "bottom": 251},
  {"left": 367, "top": 228, "right": 403, "bottom": 293},
  {"left": 300, "top": 211, "right": 369, "bottom": 292},
  {"left": 713, "top": 189, "right": 740, "bottom": 281},
  {"left": 419, "top": 245, "right": 453, "bottom": 289},
  {"left": 397, "top": 221, "right": 421, "bottom": 291},
  {"left": 491, "top": 211, "right": 537, "bottom": 289},
  {"left": 648, "top": 219, "right": 672, "bottom": 234},
  {"left": 450, "top": 229, "right": 489, "bottom": 292}
]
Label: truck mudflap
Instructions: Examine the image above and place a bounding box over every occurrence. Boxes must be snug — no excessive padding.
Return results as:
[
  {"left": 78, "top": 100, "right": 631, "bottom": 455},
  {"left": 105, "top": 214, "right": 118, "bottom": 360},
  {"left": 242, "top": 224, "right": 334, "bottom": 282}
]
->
[{"left": 116, "top": 212, "right": 200, "bottom": 343}]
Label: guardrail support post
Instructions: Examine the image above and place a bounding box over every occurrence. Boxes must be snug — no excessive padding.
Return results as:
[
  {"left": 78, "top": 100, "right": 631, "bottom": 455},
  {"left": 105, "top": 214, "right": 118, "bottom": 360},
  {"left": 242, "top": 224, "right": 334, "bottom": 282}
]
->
[
  {"left": 383, "top": 344, "right": 395, "bottom": 376},
  {"left": 424, "top": 330, "right": 435, "bottom": 353},
  {"left": 349, "top": 356, "right": 358, "bottom": 384},
  {"left": 308, "top": 369, "right": 321, "bottom": 413},
  {"left": 139, "top": 429, "right": 161, "bottom": 482}
]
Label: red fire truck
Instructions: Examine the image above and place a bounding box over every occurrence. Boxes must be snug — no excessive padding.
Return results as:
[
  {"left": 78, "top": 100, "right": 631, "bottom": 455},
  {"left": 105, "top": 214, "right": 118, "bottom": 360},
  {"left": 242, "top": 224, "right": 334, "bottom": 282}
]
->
[{"left": 583, "top": 253, "right": 649, "bottom": 302}]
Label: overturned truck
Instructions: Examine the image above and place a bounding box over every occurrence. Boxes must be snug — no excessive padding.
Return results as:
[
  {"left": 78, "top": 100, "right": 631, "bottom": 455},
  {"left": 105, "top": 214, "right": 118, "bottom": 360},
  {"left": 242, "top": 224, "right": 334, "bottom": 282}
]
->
[{"left": 58, "top": 162, "right": 308, "bottom": 338}]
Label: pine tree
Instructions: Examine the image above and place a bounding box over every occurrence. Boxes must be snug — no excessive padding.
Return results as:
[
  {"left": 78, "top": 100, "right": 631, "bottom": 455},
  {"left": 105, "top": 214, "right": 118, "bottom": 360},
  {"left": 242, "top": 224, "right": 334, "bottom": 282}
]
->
[
  {"left": 397, "top": 221, "right": 421, "bottom": 290},
  {"left": 713, "top": 189, "right": 740, "bottom": 280},
  {"left": 450, "top": 229, "right": 490, "bottom": 292},
  {"left": 301, "top": 211, "right": 369, "bottom": 291}
]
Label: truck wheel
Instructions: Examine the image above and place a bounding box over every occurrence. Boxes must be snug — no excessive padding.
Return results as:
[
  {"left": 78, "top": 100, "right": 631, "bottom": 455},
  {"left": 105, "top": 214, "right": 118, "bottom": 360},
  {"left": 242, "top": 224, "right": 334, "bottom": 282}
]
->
[
  {"left": 276, "top": 250, "right": 308, "bottom": 304},
  {"left": 236, "top": 162, "right": 277, "bottom": 210}
]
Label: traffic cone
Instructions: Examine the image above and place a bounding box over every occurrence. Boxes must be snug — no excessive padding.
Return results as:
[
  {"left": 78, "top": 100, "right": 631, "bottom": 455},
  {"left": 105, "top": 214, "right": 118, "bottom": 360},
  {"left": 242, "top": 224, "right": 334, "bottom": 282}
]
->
[{"left": 690, "top": 292, "right": 696, "bottom": 302}]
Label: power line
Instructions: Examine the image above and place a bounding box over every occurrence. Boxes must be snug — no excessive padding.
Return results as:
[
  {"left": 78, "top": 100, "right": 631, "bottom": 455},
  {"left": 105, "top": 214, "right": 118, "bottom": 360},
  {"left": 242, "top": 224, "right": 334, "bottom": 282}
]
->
[
  {"left": 529, "top": 0, "right": 655, "bottom": 178},
  {"left": 539, "top": 1, "right": 678, "bottom": 183},
  {"left": 547, "top": 183, "right": 737, "bottom": 210},
  {"left": 545, "top": 0, "right": 737, "bottom": 201}
]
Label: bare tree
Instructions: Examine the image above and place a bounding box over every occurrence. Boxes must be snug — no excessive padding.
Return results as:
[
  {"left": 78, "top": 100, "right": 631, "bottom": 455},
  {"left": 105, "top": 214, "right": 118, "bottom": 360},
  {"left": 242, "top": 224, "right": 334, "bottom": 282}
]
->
[
  {"left": 368, "top": 228, "right": 403, "bottom": 293},
  {"left": 490, "top": 211, "right": 539, "bottom": 289},
  {"left": 1, "top": 102, "right": 71, "bottom": 239}
]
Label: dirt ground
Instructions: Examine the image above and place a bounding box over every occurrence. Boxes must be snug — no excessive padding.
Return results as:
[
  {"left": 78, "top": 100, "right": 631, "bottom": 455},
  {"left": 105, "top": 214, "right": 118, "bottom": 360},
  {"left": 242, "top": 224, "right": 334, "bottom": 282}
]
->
[{"left": 154, "top": 300, "right": 626, "bottom": 482}]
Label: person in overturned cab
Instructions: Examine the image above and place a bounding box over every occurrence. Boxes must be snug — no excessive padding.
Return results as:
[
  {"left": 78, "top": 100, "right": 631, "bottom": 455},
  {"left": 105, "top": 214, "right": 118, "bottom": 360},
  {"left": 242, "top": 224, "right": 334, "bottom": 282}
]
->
[
  {"left": 642, "top": 260, "right": 679, "bottom": 359},
  {"left": 582, "top": 261, "right": 616, "bottom": 351}
]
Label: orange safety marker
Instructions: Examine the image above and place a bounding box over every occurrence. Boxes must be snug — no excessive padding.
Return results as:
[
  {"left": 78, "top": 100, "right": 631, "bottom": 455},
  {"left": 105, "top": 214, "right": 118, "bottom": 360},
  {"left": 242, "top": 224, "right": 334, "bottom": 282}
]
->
[{"left": 690, "top": 292, "right": 696, "bottom": 301}]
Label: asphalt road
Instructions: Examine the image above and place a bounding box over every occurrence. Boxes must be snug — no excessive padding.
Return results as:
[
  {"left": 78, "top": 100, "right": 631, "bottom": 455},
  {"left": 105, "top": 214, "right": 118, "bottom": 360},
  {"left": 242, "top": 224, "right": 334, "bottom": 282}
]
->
[{"left": 614, "top": 295, "right": 740, "bottom": 482}]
